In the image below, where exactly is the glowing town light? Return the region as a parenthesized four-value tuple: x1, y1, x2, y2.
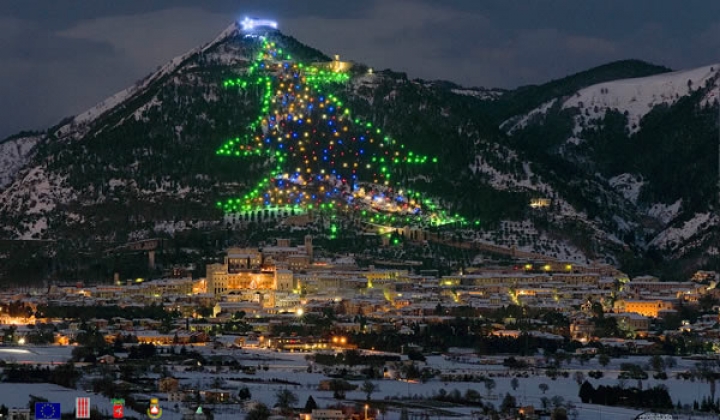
(240, 17, 278, 31)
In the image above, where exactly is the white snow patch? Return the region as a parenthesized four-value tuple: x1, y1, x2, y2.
(647, 199, 682, 225)
(502, 98, 557, 133)
(650, 212, 717, 249)
(74, 87, 136, 124)
(505, 63, 719, 138)
(564, 63, 719, 134)
(132, 96, 161, 121)
(608, 173, 644, 204)
(0, 166, 75, 238)
(0, 136, 41, 189)
(451, 88, 504, 100)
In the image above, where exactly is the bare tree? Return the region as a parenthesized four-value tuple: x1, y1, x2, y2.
(484, 378, 496, 396)
(573, 371, 585, 386)
(274, 389, 298, 414)
(693, 360, 720, 402)
(361, 380, 378, 401)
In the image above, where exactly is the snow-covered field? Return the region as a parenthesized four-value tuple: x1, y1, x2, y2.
(0, 346, 715, 419)
(0, 383, 145, 418)
(0, 345, 74, 364)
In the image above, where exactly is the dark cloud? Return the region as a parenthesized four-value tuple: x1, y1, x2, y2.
(0, 1, 378, 30)
(0, 1, 719, 139)
(0, 18, 115, 62)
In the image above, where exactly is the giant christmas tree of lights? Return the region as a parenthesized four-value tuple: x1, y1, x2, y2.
(216, 36, 462, 227)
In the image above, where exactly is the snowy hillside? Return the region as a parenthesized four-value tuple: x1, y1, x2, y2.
(57, 22, 242, 136)
(451, 87, 505, 101)
(506, 63, 719, 136)
(564, 63, 719, 134)
(0, 136, 41, 190)
(650, 212, 718, 253)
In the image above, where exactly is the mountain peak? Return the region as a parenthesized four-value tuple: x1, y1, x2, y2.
(206, 18, 281, 49)
(204, 21, 242, 51)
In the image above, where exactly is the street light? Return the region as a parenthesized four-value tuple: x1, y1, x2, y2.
(364, 404, 369, 420)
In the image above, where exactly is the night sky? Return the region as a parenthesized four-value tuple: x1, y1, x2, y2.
(1, 0, 719, 139)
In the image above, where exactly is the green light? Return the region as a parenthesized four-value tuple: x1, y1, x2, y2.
(213, 38, 450, 228)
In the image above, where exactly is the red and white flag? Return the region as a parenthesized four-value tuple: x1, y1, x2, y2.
(76, 397, 90, 419)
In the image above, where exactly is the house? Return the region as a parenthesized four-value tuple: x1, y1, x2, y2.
(8, 408, 30, 420)
(304, 409, 345, 420)
(98, 354, 116, 364)
(159, 377, 180, 392)
(201, 389, 233, 403)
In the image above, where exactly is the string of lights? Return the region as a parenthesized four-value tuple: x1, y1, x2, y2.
(215, 38, 465, 228)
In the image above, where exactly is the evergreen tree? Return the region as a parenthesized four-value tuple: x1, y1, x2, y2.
(579, 381, 595, 404)
(238, 387, 252, 401)
(304, 396, 318, 412)
(500, 393, 517, 414)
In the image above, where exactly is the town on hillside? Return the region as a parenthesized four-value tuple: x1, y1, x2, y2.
(2, 236, 720, 420)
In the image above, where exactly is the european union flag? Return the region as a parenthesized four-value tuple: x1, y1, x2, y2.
(35, 402, 61, 420)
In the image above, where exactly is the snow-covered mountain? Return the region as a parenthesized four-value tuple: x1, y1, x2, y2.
(503, 61, 720, 262)
(0, 135, 42, 189)
(505, 63, 719, 135)
(0, 21, 718, 282)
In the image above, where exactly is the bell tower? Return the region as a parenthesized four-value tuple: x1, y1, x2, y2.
(304, 235, 313, 261)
